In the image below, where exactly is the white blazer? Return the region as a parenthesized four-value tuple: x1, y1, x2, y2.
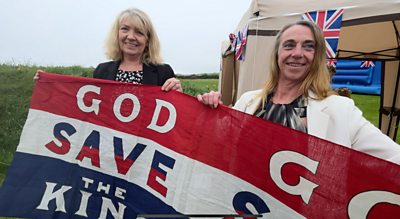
(233, 89, 400, 164)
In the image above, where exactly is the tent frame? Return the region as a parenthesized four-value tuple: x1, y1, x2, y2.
(335, 49, 400, 140)
(335, 20, 400, 140)
(335, 19, 400, 141)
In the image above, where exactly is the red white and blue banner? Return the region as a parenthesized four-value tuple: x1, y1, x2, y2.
(1, 73, 400, 218)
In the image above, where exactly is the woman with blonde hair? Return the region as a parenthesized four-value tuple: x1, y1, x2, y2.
(93, 8, 182, 92)
(198, 20, 400, 164)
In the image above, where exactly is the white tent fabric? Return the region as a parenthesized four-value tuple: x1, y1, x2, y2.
(219, 0, 400, 140)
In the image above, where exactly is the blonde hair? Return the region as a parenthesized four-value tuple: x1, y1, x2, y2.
(259, 20, 333, 105)
(105, 8, 163, 65)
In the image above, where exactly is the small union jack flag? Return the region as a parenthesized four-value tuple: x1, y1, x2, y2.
(235, 23, 249, 61)
(360, 61, 375, 68)
(302, 9, 344, 66)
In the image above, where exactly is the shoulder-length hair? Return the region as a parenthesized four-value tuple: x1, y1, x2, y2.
(259, 20, 333, 104)
(105, 8, 163, 65)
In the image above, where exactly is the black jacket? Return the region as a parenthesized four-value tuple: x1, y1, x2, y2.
(93, 60, 175, 86)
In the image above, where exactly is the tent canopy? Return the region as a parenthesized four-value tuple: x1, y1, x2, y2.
(219, 0, 400, 139)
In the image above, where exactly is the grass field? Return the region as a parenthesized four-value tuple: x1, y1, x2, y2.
(0, 64, 398, 187)
(351, 93, 380, 126)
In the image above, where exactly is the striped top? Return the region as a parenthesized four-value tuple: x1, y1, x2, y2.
(256, 93, 308, 133)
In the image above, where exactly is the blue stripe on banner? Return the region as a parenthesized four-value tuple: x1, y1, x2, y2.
(0, 152, 185, 219)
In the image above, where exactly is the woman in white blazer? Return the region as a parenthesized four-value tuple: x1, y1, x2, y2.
(198, 20, 400, 164)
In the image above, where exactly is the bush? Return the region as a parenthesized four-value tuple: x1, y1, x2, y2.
(177, 73, 219, 79)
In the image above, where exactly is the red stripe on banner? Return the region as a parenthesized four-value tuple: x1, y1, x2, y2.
(30, 73, 400, 218)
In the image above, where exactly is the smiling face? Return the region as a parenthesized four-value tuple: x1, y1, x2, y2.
(277, 25, 316, 84)
(118, 17, 148, 60)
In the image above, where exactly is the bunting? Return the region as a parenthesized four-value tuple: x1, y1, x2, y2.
(303, 9, 344, 67)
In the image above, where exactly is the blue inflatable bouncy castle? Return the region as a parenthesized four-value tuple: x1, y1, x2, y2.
(331, 60, 381, 95)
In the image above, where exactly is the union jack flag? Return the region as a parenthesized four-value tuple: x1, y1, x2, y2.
(360, 60, 375, 68)
(235, 23, 249, 61)
(302, 9, 344, 67)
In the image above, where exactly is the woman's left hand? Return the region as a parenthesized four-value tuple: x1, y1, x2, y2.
(161, 78, 183, 92)
(33, 70, 44, 80)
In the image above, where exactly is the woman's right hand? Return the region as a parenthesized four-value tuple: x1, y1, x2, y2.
(197, 91, 223, 109)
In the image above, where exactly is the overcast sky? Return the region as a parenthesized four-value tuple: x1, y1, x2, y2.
(0, 0, 251, 74)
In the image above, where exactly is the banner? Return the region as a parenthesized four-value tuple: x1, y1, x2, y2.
(0, 72, 399, 218)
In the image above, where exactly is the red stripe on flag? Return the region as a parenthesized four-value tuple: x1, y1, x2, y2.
(317, 11, 326, 29)
(323, 30, 340, 38)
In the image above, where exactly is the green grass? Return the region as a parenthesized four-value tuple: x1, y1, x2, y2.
(181, 78, 218, 96)
(0, 64, 398, 189)
(0, 64, 95, 187)
(351, 94, 380, 126)
(0, 66, 33, 165)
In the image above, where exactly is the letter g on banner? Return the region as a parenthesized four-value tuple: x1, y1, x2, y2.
(77, 85, 101, 115)
(270, 150, 319, 204)
(348, 191, 400, 218)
